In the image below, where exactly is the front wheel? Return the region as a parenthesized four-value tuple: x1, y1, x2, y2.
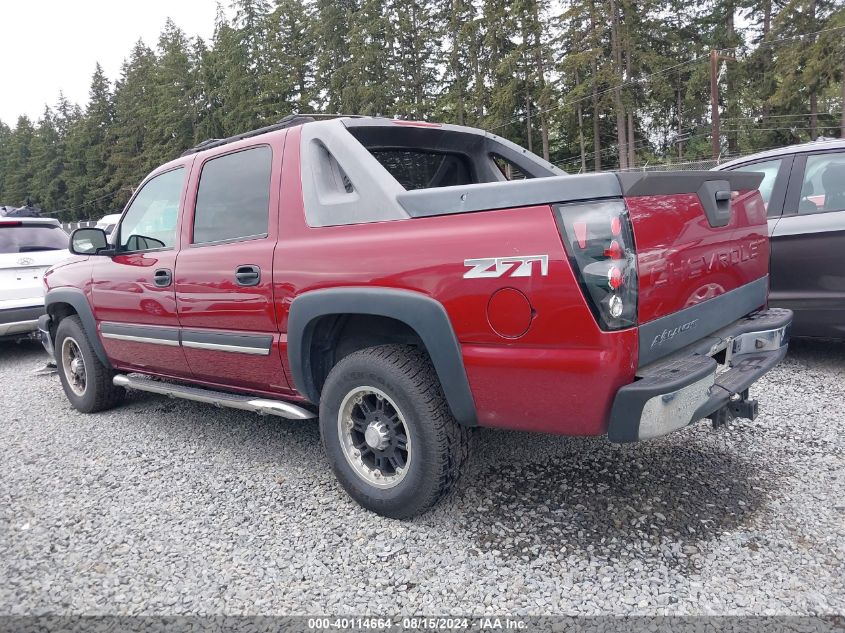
(55, 316, 124, 413)
(319, 345, 470, 519)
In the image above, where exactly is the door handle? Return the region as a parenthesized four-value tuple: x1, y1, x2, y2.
(235, 265, 261, 287)
(153, 268, 172, 288)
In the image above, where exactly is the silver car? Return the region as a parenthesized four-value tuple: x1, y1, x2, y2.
(0, 217, 70, 340)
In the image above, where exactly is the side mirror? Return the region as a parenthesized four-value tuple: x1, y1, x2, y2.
(70, 227, 111, 256)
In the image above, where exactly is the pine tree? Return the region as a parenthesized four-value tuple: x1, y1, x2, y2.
(219, 0, 272, 131)
(148, 19, 197, 165)
(500, 2, 553, 150)
(29, 106, 67, 211)
(195, 7, 233, 140)
(0, 121, 11, 203)
(313, 0, 358, 112)
(557, 0, 613, 170)
(109, 40, 158, 209)
(65, 64, 117, 218)
(346, 0, 397, 115)
(438, 0, 479, 125)
(481, 0, 521, 136)
(1, 116, 36, 206)
(264, 0, 316, 116)
(391, 0, 439, 119)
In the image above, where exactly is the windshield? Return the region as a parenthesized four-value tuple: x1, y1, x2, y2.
(0, 224, 69, 254)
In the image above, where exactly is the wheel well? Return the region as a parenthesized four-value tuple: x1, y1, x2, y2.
(46, 302, 78, 339)
(307, 314, 426, 397)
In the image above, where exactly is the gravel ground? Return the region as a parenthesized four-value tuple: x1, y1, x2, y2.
(0, 338, 843, 616)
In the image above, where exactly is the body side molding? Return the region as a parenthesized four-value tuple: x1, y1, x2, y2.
(99, 323, 273, 355)
(181, 330, 273, 355)
(287, 287, 478, 426)
(100, 322, 181, 346)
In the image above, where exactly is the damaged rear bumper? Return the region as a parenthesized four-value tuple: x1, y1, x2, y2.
(608, 308, 792, 443)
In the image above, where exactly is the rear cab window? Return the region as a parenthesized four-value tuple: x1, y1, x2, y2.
(0, 223, 68, 253)
(368, 150, 474, 190)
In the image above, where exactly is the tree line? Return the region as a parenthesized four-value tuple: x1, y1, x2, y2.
(0, 0, 843, 220)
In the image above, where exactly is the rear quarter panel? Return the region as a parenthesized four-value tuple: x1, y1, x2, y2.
(275, 127, 637, 435)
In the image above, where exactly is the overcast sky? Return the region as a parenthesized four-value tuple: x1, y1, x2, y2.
(0, 0, 224, 126)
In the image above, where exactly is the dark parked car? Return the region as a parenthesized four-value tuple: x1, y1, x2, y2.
(716, 139, 845, 338)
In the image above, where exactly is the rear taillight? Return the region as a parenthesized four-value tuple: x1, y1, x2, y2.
(554, 200, 638, 331)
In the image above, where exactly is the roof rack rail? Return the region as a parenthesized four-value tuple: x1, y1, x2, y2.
(180, 113, 369, 157)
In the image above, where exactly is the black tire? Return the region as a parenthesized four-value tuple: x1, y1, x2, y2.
(319, 344, 470, 519)
(55, 315, 124, 413)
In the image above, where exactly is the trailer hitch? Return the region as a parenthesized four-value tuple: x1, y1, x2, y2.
(709, 389, 759, 428)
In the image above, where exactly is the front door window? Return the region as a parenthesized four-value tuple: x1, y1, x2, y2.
(118, 168, 184, 252)
(797, 153, 845, 214)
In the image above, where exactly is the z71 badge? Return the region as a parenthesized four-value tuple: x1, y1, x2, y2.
(463, 255, 549, 279)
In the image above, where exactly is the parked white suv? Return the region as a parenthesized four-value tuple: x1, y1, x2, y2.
(95, 213, 122, 236)
(0, 218, 70, 340)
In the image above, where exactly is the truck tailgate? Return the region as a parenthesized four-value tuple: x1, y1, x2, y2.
(618, 170, 768, 365)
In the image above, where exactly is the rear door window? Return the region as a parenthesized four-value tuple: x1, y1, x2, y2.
(192, 146, 272, 245)
(726, 158, 783, 215)
(0, 224, 68, 253)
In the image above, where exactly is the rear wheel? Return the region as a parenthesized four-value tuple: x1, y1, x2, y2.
(319, 345, 470, 519)
(55, 316, 123, 413)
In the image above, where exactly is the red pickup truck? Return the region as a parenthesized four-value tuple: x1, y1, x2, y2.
(40, 115, 791, 518)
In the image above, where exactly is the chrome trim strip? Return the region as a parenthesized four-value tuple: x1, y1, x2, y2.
(102, 332, 181, 347)
(100, 321, 273, 354)
(181, 340, 271, 355)
(100, 321, 181, 342)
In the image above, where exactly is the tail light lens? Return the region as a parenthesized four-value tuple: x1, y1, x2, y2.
(554, 200, 638, 330)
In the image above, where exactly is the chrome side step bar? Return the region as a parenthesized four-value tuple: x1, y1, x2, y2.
(113, 374, 316, 420)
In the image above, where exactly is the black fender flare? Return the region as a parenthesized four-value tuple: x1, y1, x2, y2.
(287, 287, 478, 427)
(44, 288, 112, 368)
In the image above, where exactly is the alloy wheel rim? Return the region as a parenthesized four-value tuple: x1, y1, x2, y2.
(61, 337, 87, 397)
(337, 386, 411, 489)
